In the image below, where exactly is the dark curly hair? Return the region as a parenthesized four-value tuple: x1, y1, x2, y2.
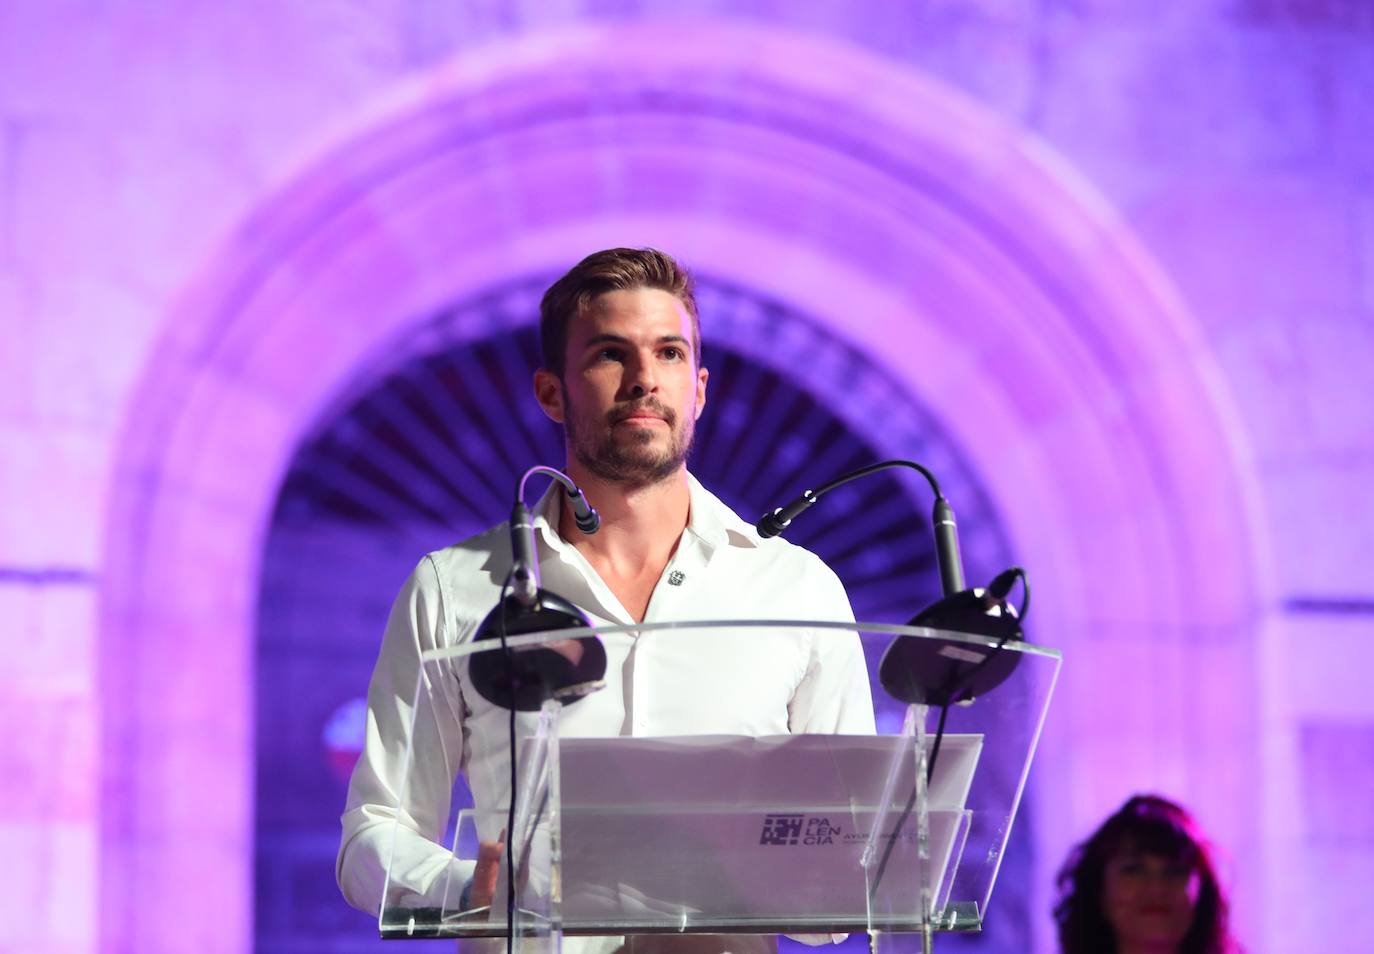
(1054, 794, 1238, 954)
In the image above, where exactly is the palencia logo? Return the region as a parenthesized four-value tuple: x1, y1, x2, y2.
(759, 814, 843, 846)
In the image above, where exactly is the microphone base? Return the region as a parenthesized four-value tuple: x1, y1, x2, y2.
(879, 589, 1023, 707)
(470, 590, 607, 711)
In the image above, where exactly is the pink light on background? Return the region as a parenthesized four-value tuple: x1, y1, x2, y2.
(96, 22, 1264, 953)
(3, 6, 1371, 954)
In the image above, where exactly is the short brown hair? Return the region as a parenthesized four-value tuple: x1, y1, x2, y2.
(539, 247, 700, 376)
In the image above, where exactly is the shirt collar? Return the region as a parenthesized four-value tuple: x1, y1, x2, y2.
(682, 472, 761, 553)
(530, 471, 761, 555)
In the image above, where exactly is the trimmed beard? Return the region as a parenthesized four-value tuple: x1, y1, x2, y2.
(564, 394, 694, 487)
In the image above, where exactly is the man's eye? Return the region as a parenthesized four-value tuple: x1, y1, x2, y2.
(662, 347, 683, 360)
(595, 348, 624, 362)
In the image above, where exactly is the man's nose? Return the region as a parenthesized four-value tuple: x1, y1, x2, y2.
(624, 353, 657, 397)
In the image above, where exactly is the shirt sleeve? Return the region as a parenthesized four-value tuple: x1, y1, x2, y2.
(336, 556, 475, 915)
(786, 558, 877, 735)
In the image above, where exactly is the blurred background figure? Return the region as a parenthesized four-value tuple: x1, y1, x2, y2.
(1054, 795, 1240, 954)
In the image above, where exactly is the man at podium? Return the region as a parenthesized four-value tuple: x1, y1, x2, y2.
(336, 248, 876, 951)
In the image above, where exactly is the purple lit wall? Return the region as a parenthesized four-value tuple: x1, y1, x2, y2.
(3, 5, 1371, 954)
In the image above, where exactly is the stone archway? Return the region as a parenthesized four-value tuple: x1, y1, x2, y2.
(98, 22, 1267, 953)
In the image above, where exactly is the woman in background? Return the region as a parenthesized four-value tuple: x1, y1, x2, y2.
(1054, 794, 1240, 954)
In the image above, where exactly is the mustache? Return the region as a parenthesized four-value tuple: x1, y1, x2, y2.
(607, 398, 676, 426)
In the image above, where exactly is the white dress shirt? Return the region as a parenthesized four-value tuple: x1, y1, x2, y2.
(336, 473, 875, 944)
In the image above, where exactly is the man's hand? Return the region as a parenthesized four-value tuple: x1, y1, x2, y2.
(467, 832, 505, 910)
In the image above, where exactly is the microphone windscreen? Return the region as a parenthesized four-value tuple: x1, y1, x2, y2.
(565, 488, 600, 534)
(755, 510, 785, 538)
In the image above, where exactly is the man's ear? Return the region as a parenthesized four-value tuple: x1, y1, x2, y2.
(694, 365, 709, 421)
(533, 369, 566, 423)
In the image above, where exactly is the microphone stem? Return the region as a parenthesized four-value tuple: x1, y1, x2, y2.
(518, 465, 579, 501)
(807, 459, 944, 500)
(931, 497, 965, 596)
(509, 501, 539, 607)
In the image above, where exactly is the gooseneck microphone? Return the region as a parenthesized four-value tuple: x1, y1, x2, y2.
(756, 458, 1029, 706)
(757, 459, 967, 597)
(471, 466, 607, 712)
(507, 467, 600, 608)
(760, 458, 1032, 909)
(472, 467, 607, 954)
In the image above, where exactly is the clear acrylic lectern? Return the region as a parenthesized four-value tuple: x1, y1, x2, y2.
(375, 621, 1059, 952)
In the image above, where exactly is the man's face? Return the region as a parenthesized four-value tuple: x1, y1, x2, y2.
(535, 287, 708, 486)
